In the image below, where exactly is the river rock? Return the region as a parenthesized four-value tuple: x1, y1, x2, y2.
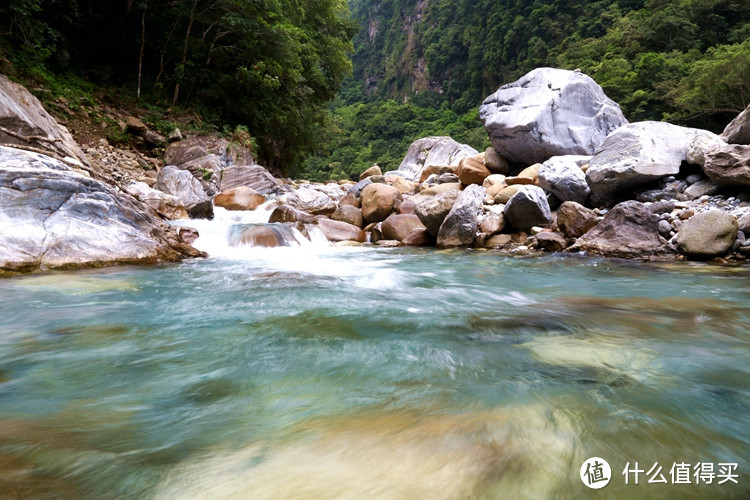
(155, 165, 213, 218)
(331, 205, 364, 228)
(414, 189, 462, 238)
(556, 201, 598, 238)
(220, 165, 283, 194)
(396, 136, 478, 181)
(534, 232, 567, 252)
(684, 179, 720, 199)
(361, 183, 402, 223)
(0, 146, 200, 272)
(537, 156, 590, 204)
(268, 204, 319, 224)
(504, 186, 552, 232)
(359, 165, 382, 180)
(214, 186, 266, 211)
(686, 131, 727, 166)
(568, 200, 673, 259)
(701, 144, 750, 187)
(485, 147, 509, 175)
(673, 209, 738, 258)
(317, 218, 367, 243)
(479, 68, 627, 165)
(382, 214, 428, 243)
(586, 122, 720, 206)
(348, 177, 373, 198)
(494, 184, 525, 204)
(437, 184, 485, 248)
(457, 155, 491, 186)
(0, 75, 90, 169)
(722, 104, 750, 145)
(124, 180, 188, 220)
(284, 185, 336, 215)
(479, 212, 506, 235)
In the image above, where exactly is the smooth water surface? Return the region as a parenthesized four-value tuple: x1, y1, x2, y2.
(0, 245, 748, 499)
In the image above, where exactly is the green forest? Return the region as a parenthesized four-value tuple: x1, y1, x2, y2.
(1, 0, 749, 180)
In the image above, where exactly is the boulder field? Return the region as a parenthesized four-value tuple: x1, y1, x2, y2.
(3, 66, 750, 272)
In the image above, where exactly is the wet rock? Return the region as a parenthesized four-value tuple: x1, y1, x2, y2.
(556, 201, 598, 238)
(155, 165, 213, 219)
(124, 180, 188, 220)
(402, 228, 433, 246)
(702, 144, 750, 187)
(437, 184, 485, 248)
(673, 209, 738, 258)
(479, 68, 627, 164)
(214, 186, 266, 211)
(537, 155, 590, 204)
(396, 136, 478, 181)
(414, 189, 462, 238)
(331, 205, 364, 228)
(568, 200, 673, 259)
(317, 218, 367, 243)
(268, 204, 319, 224)
(504, 186, 552, 232)
(722, 103, 750, 145)
(485, 234, 513, 248)
(382, 214, 428, 243)
(361, 183, 402, 224)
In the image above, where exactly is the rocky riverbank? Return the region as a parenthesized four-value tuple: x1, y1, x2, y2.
(2, 68, 750, 273)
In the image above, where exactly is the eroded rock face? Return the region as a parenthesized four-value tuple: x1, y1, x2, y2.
(504, 186, 552, 232)
(722, 104, 750, 145)
(0, 147, 200, 272)
(586, 122, 721, 206)
(396, 137, 478, 181)
(155, 165, 213, 219)
(673, 209, 738, 258)
(568, 200, 673, 259)
(0, 75, 90, 170)
(479, 68, 627, 165)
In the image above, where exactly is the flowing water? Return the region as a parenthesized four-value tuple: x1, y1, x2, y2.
(0, 211, 749, 499)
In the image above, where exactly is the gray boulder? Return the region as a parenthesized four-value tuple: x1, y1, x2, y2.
(722, 104, 750, 145)
(437, 184, 484, 248)
(504, 186, 552, 232)
(124, 181, 188, 220)
(537, 155, 591, 204)
(414, 189, 462, 238)
(586, 122, 720, 206)
(702, 144, 750, 187)
(396, 136, 478, 181)
(479, 68, 627, 165)
(0, 146, 200, 273)
(283, 185, 337, 216)
(568, 200, 673, 259)
(0, 75, 90, 170)
(673, 210, 738, 258)
(155, 165, 213, 218)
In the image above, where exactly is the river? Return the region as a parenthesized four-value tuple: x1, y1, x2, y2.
(0, 210, 748, 498)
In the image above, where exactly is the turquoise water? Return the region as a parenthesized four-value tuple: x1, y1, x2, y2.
(0, 245, 749, 498)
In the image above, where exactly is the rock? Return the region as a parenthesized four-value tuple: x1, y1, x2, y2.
(391, 176, 418, 194)
(658, 219, 672, 238)
(143, 130, 166, 146)
(479, 212, 506, 235)
(168, 128, 183, 142)
(534, 232, 567, 252)
(311, 182, 347, 202)
(214, 186, 266, 211)
(268, 204, 319, 224)
(124, 181, 188, 220)
(331, 205, 364, 228)
(348, 177, 373, 198)
(284, 186, 336, 216)
(586, 122, 721, 206)
(125, 115, 148, 133)
(485, 234, 513, 248)
(722, 104, 750, 144)
(359, 165, 382, 180)
(505, 176, 534, 186)
(416, 182, 463, 197)
(684, 179, 720, 199)
(479, 68, 627, 164)
(381, 214, 428, 242)
(537, 156, 590, 204)
(414, 189, 462, 238)
(438, 173, 460, 184)
(556, 201, 599, 238)
(397, 199, 417, 215)
(702, 144, 750, 187)
(437, 184, 485, 248)
(673, 209, 738, 258)
(338, 193, 360, 208)
(484, 147, 509, 174)
(396, 136, 478, 181)
(737, 213, 750, 234)
(0, 75, 89, 169)
(484, 175, 508, 197)
(155, 165, 213, 219)
(402, 228, 433, 246)
(494, 184, 525, 204)
(568, 200, 673, 259)
(457, 155, 491, 186)
(517, 164, 542, 183)
(178, 227, 199, 245)
(317, 218, 367, 243)
(166, 136, 255, 171)
(504, 186, 552, 232)
(0, 147, 201, 272)
(360, 183, 402, 223)
(220, 165, 283, 194)
(686, 131, 726, 166)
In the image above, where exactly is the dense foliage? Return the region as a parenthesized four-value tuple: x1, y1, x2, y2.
(300, 0, 749, 181)
(0, 0, 356, 173)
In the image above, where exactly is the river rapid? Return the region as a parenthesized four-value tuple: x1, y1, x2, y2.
(0, 209, 748, 499)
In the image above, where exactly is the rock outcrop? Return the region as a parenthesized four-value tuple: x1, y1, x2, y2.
(396, 137, 478, 181)
(479, 68, 627, 165)
(0, 146, 201, 273)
